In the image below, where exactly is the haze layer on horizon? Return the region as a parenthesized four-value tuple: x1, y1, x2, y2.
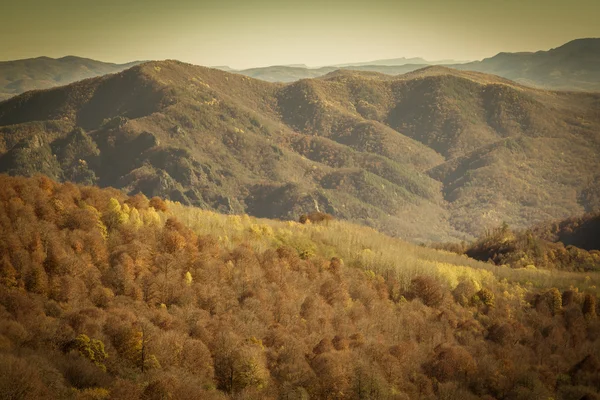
(2, 0, 599, 69)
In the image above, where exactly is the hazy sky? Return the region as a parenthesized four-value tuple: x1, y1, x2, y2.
(1, 0, 599, 69)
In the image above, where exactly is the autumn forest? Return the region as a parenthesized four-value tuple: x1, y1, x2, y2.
(0, 175, 598, 399)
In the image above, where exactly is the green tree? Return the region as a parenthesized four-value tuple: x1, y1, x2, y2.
(74, 334, 108, 371)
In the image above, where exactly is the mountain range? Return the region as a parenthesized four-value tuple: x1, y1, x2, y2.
(1, 60, 599, 242)
(229, 38, 600, 90)
(216, 58, 465, 83)
(0, 38, 598, 102)
(331, 57, 466, 67)
(223, 64, 431, 83)
(451, 38, 600, 91)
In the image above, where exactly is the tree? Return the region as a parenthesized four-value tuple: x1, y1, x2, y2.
(108, 319, 159, 372)
(310, 352, 352, 399)
(149, 197, 168, 212)
(184, 271, 193, 286)
(103, 198, 128, 231)
(299, 211, 334, 225)
(24, 264, 48, 295)
(0, 355, 49, 399)
(0, 255, 18, 288)
(583, 294, 597, 319)
(409, 276, 445, 307)
(425, 345, 477, 382)
(475, 288, 495, 308)
(213, 332, 269, 394)
(129, 208, 143, 230)
(74, 334, 108, 371)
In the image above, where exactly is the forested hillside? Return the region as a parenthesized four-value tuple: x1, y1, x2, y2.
(0, 175, 599, 399)
(434, 217, 600, 273)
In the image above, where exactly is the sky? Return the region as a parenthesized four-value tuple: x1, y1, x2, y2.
(1, 0, 599, 69)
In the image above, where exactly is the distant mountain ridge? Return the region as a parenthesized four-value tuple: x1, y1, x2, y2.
(451, 38, 600, 91)
(1, 61, 599, 242)
(1, 38, 597, 101)
(0, 56, 142, 101)
(331, 56, 466, 67)
(226, 38, 600, 90)
(225, 64, 430, 83)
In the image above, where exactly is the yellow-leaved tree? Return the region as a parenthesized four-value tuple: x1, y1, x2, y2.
(103, 198, 128, 230)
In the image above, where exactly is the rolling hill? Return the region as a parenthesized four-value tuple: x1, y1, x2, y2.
(0, 61, 599, 242)
(0, 56, 142, 101)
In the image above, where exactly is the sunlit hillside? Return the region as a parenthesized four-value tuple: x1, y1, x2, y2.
(169, 202, 600, 293)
